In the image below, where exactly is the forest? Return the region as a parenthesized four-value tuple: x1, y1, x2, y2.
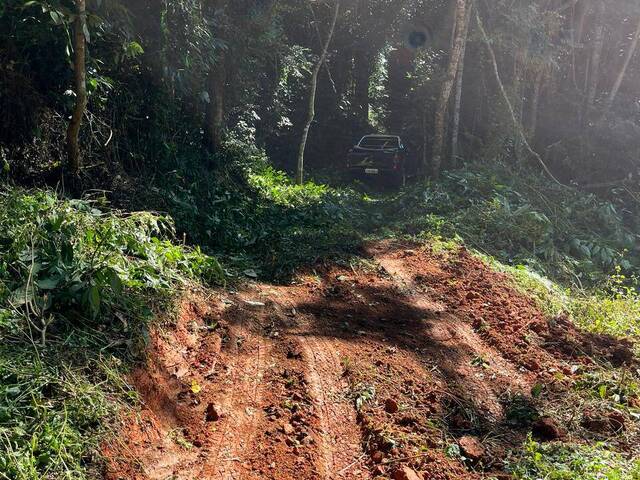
(0, 0, 639, 479)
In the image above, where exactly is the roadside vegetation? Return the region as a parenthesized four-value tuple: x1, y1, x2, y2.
(0, 189, 222, 479)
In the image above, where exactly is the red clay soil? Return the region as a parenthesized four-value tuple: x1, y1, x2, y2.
(104, 240, 637, 480)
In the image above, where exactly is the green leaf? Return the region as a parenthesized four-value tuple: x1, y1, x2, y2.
(61, 241, 74, 265)
(531, 383, 544, 398)
(82, 23, 91, 43)
(49, 10, 62, 25)
(108, 270, 123, 295)
(599, 385, 607, 399)
(37, 276, 60, 290)
(84, 285, 101, 318)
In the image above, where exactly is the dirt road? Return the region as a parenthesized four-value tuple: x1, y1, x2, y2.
(104, 241, 638, 480)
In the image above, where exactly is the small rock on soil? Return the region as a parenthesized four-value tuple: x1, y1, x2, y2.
(532, 416, 564, 441)
(393, 466, 423, 480)
(458, 435, 485, 462)
(371, 450, 384, 464)
(205, 403, 221, 422)
(385, 398, 399, 414)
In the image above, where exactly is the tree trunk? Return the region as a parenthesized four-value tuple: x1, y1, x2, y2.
(204, 0, 228, 156)
(528, 68, 545, 141)
(583, 0, 605, 125)
(604, 17, 640, 114)
(451, 1, 473, 168)
(66, 0, 88, 175)
(353, 48, 372, 129)
(387, 48, 413, 134)
(296, 0, 340, 185)
(574, 0, 589, 45)
(205, 51, 227, 155)
(430, 0, 467, 178)
(476, 9, 562, 186)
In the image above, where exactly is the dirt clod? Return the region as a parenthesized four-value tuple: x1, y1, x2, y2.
(458, 435, 485, 462)
(205, 403, 221, 422)
(393, 465, 423, 480)
(385, 398, 399, 414)
(371, 450, 384, 464)
(610, 345, 634, 367)
(581, 412, 611, 433)
(532, 416, 563, 441)
(282, 423, 295, 435)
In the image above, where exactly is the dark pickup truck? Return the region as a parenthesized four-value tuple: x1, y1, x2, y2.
(346, 135, 407, 186)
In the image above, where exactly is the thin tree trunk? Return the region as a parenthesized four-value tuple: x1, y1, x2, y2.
(451, 1, 473, 168)
(476, 10, 562, 186)
(430, 0, 467, 178)
(574, 0, 589, 44)
(66, 0, 88, 175)
(204, 0, 227, 156)
(528, 68, 545, 140)
(353, 48, 372, 128)
(583, 0, 605, 124)
(205, 51, 226, 155)
(570, 1, 590, 91)
(297, 0, 340, 185)
(604, 17, 640, 113)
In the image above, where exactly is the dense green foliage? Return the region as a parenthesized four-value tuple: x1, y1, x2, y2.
(133, 152, 639, 286)
(135, 144, 367, 279)
(386, 164, 639, 286)
(0, 188, 222, 479)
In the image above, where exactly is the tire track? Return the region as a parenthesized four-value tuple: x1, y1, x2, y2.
(299, 334, 371, 480)
(198, 312, 269, 479)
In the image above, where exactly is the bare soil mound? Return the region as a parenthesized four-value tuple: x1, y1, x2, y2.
(104, 240, 637, 480)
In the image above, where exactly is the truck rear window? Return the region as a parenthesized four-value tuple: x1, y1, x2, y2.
(359, 137, 399, 149)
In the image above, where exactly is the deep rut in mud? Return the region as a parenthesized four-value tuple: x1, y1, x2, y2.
(105, 241, 639, 480)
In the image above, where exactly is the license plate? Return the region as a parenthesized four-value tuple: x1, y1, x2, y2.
(365, 168, 379, 175)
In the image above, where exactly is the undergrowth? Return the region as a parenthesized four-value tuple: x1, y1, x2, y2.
(128, 142, 368, 280)
(509, 437, 640, 480)
(386, 163, 639, 287)
(0, 188, 223, 479)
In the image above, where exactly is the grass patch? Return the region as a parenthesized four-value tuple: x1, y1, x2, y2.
(0, 349, 116, 479)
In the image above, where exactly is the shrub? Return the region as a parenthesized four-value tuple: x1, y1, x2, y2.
(0, 187, 223, 479)
(509, 437, 640, 480)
